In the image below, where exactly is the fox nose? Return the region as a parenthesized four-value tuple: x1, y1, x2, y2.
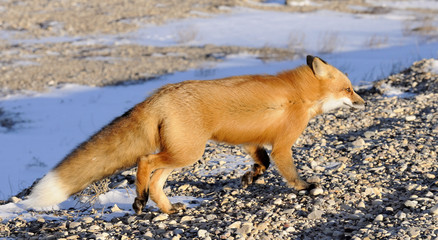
(356, 101, 367, 107)
(353, 101, 367, 108)
(352, 100, 366, 110)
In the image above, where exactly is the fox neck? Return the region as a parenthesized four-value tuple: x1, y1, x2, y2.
(277, 66, 328, 118)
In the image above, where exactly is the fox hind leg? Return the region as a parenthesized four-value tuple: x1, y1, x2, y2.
(241, 145, 271, 188)
(149, 168, 186, 214)
(133, 143, 206, 213)
(133, 155, 156, 214)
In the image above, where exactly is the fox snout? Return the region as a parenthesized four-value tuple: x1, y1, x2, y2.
(351, 92, 366, 110)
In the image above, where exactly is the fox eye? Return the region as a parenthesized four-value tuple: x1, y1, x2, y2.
(345, 87, 351, 92)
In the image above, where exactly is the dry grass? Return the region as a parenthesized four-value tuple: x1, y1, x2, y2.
(363, 34, 388, 48)
(75, 178, 110, 206)
(287, 32, 306, 57)
(0, 107, 19, 130)
(318, 31, 341, 54)
(403, 16, 438, 42)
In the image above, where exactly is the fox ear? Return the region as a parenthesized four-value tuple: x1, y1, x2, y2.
(306, 55, 328, 78)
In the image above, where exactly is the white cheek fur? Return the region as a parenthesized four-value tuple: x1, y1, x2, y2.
(322, 97, 352, 113)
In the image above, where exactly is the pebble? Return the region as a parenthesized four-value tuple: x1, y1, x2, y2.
(198, 229, 208, 238)
(351, 138, 366, 148)
(81, 216, 94, 224)
(408, 227, 420, 238)
(404, 200, 418, 208)
(395, 211, 407, 220)
(430, 204, 438, 215)
(180, 216, 194, 222)
(374, 214, 384, 222)
(153, 214, 169, 221)
(111, 204, 121, 212)
(308, 210, 324, 219)
(406, 115, 416, 121)
(229, 221, 241, 229)
(69, 222, 81, 229)
(236, 222, 253, 235)
(310, 188, 324, 196)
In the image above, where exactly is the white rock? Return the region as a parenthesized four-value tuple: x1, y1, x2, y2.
(96, 233, 109, 240)
(89, 225, 100, 231)
(308, 209, 324, 219)
(228, 221, 241, 229)
(81, 216, 94, 224)
(430, 204, 438, 215)
(69, 222, 81, 229)
(307, 176, 321, 183)
(180, 216, 194, 222)
(310, 188, 324, 196)
(404, 200, 418, 208)
(111, 204, 121, 212)
(352, 138, 366, 148)
(406, 115, 416, 121)
(408, 227, 420, 238)
(395, 211, 407, 220)
(198, 229, 208, 238)
(357, 201, 366, 208)
(374, 214, 383, 222)
(153, 213, 169, 221)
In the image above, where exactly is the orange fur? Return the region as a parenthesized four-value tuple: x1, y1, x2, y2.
(26, 56, 365, 214)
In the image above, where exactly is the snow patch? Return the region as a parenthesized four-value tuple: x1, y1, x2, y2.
(426, 59, 438, 74)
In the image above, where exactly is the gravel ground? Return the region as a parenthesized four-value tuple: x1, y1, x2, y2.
(1, 0, 438, 239)
(1, 59, 437, 239)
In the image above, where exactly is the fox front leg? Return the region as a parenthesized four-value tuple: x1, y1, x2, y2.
(270, 146, 317, 191)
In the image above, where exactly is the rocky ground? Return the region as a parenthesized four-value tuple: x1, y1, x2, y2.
(1, 59, 437, 239)
(1, 0, 438, 239)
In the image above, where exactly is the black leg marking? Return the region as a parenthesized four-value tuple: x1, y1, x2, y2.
(132, 190, 149, 214)
(241, 147, 271, 188)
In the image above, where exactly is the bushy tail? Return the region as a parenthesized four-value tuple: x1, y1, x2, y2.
(24, 103, 159, 209)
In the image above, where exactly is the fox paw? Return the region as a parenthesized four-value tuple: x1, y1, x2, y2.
(292, 179, 319, 192)
(132, 197, 147, 215)
(169, 202, 186, 213)
(241, 171, 254, 188)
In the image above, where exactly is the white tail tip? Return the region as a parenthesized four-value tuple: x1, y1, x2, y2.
(22, 171, 69, 210)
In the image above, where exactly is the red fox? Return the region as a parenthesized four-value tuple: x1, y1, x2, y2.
(23, 56, 365, 214)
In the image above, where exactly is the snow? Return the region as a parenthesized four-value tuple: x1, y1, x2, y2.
(0, 188, 203, 221)
(1, 4, 438, 221)
(122, 8, 416, 51)
(366, 0, 438, 10)
(427, 59, 438, 74)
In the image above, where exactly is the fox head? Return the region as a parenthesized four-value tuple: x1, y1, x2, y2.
(306, 55, 365, 113)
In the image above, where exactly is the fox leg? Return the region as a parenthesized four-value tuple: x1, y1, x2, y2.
(270, 145, 316, 191)
(133, 143, 206, 214)
(241, 145, 270, 188)
(133, 154, 157, 214)
(149, 168, 185, 214)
